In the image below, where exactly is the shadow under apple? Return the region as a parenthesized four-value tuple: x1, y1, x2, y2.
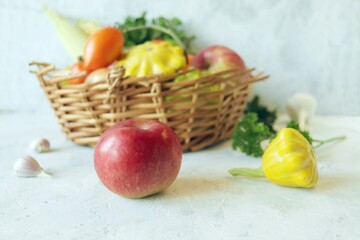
(145, 175, 241, 200)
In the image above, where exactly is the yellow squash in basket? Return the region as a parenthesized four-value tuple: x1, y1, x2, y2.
(117, 41, 186, 77)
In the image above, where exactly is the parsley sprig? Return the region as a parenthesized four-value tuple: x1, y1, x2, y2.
(232, 113, 273, 157)
(245, 96, 277, 133)
(115, 12, 195, 53)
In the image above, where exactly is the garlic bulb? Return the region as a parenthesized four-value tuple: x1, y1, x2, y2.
(286, 93, 317, 129)
(29, 138, 50, 153)
(14, 156, 48, 178)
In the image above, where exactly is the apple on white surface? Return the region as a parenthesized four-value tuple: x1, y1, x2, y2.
(94, 119, 182, 198)
(191, 45, 247, 74)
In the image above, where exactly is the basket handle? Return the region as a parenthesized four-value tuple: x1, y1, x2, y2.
(29, 61, 55, 75)
(30, 61, 90, 86)
(29, 61, 57, 87)
(104, 65, 127, 104)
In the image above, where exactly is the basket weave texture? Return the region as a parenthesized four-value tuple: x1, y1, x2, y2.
(30, 62, 267, 152)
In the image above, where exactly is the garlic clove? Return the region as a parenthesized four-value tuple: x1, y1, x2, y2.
(29, 138, 50, 153)
(14, 156, 47, 178)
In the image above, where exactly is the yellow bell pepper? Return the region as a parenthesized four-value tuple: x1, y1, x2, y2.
(229, 128, 319, 188)
(117, 41, 186, 77)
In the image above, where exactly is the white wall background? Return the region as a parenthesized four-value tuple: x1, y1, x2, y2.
(0, 0, 359, 115)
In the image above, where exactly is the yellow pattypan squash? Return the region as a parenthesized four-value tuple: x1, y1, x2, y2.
(262, 128, 318, 188)
(229, 128, 319, 189)
(117, 41, 186, 77)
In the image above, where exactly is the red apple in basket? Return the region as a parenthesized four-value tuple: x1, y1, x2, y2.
(191, 45, 247, 74)
(94, 119, 182, 198)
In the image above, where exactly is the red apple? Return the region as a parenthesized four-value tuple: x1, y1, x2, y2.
(94, 119, 182, 198)
(191, 45, 247, 74)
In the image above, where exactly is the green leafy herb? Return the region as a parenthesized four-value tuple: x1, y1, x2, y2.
(232, 112, 273, 157)
(245, 96, 277, 133)
(286, 120, 313, 144)
(115, 12, 195, 52)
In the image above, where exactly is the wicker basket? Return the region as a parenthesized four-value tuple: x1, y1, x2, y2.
(30, 61, 268, 152)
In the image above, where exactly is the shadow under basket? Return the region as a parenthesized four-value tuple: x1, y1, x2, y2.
(30, 61, 268, 152)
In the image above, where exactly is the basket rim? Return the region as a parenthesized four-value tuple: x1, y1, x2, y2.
(29, 61, 268, 90)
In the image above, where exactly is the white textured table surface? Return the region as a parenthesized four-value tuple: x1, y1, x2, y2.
(0, 113, 359, 240)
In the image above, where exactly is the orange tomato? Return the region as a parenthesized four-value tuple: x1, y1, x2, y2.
(83, 27, 124, 71)
(61, 61, 87, 85)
